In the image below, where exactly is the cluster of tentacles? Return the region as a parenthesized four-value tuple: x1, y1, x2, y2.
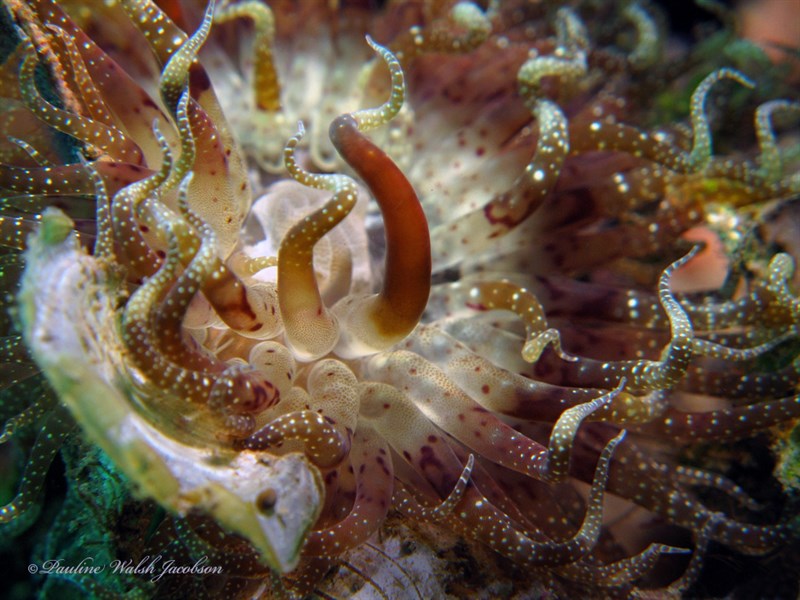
(1, 0, 799, 597)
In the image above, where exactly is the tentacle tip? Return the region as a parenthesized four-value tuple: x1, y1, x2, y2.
(364, 35, 390, 57)
(560, 348, 579, 362)
(521, 343, 543, 363)
(177, 171, 194, 208)
(738, 74, 756, 89)
(719, 67, 755, 89)
(465, 453, 475, 471)
(13, 24, 28, 42)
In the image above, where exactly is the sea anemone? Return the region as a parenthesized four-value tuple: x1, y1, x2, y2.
(1, 0, 799, 597)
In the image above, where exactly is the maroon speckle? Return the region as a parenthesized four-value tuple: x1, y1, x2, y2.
(419, 446, 443, 473)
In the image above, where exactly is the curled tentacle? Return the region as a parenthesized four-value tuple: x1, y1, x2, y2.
(639, 393, 800, 442)
(44, 24, 116, 128)
(16, 36, 143, 165)
(121, 173, 277, 438)
(158, 0, 215, 114)
(452, 279, 574, 362)
(428, 453, 476, 517)
(385, 2, 491, 68)
(430, 98, 569, 271)
(108, 121, 174, 279)
(558, 543, 690, 588)
(397, 431, 626, 567)
(0, 403, 74, 527)
(621, 2, 660, 70)
(532, 247, 792, 393)
(0, 380, 55, 444)
(654, 514, 722, 598)
(119, 0, 187, 66)
(214, 0, 281, 112)
(517, 9, 588, 104)
(671, 464, 763, 511)
(688, 69, 754, 170)
(303, 424, 393, 555)
(599, 439, 786, 554)
(330, 39, 430, 357)
(152, 92, 282, 340)
(118, 0, 250, 255)
(367, 349, 616, 484)
(278, 121, 354, 360)
(6, 137, 53, 167)
(237, 410, 351, 469)
(410, 324, 663, 425)
(755, 100, 800, 183)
